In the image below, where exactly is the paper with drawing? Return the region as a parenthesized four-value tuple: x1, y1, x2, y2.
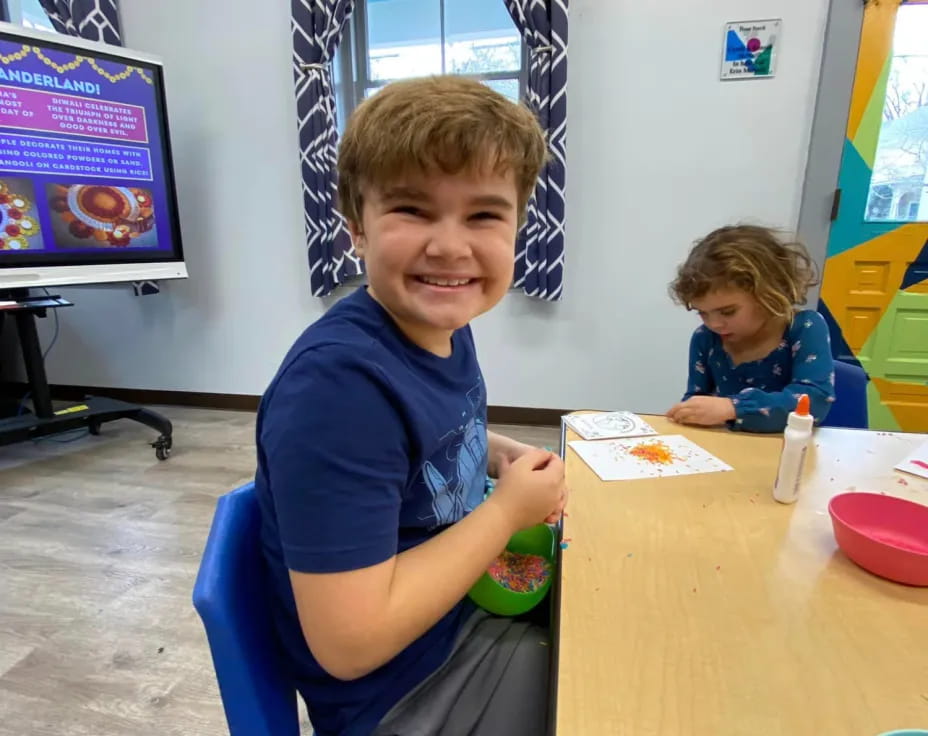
(569, 435, 733, 482)
(563, 411, 658, 441)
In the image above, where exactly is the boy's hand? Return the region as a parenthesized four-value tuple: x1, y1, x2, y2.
(667, 396, 736, 426)
(489, 449, 568, 532)
(487, 432, 535, 478)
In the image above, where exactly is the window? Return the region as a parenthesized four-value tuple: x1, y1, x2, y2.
(334, 0, 526, 127)
(865, 3, 928, 223)
(1, 0, 57, 32)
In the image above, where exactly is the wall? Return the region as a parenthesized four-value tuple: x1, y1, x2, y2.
(40, 0, 327, 395)
(36, 0, 829, 413)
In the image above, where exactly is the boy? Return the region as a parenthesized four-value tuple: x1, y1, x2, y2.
(255, 76, 567, 736)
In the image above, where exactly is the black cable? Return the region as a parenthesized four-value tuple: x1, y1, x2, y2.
(41, 288, 61, 361)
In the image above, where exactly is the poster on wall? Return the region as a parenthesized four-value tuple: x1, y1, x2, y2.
(720, 19, 781, 80)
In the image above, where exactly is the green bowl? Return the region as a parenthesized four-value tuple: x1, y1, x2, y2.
(468, 523, 556, 616)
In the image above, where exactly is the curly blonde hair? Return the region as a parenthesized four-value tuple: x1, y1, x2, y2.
(670, 225, 818, 319)
(337, 75, 547, 228)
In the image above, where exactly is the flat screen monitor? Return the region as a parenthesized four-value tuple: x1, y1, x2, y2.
(0, 22, 187, 290)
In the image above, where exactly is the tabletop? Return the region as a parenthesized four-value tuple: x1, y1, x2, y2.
(555, 415, 928, 736)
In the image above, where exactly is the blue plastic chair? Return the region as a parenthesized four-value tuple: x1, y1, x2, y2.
(193, 482, 301, 736)
(821, 360, 869, 429)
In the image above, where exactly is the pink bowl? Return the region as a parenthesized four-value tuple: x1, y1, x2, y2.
(828, 492, 928, 587)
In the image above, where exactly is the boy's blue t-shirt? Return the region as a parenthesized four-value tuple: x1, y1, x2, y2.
(254, 288, 486, 736)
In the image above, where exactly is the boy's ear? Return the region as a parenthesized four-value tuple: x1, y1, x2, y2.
(347, 219, 365, 258)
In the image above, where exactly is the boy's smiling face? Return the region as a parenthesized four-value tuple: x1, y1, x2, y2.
(349, 167, 519, 356)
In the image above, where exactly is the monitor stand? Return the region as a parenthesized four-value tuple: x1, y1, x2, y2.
(0, 288, 173, 460)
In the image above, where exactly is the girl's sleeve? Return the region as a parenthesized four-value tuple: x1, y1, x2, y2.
(683, 327, 715, 400)
(732, 312, 836, 433)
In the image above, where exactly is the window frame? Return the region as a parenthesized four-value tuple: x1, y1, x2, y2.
(334, 0, 528, 121)
(1, 0, 57, 32)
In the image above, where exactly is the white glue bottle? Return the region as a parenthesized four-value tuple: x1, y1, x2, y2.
(773, 394, 814, 504)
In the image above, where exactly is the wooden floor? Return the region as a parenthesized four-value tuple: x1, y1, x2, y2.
(0, 406, 559, 736)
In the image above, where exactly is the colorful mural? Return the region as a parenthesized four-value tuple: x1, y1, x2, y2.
(821, 0, 928, 432)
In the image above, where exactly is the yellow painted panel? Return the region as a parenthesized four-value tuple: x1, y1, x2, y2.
(846, 1, 899, 139)
(845, 307, 882, 353)
(851, 260, 892, 294)
(820, 226, 926, 347)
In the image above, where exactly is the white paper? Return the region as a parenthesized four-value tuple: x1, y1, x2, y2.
(563, 411, 658, 441)
(895, 441, 928, 480)
(569, 435, 733, 482)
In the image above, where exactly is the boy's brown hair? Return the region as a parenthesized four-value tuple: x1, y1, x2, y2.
(670, 225, 818, 319)
(337, 75, 546, 227)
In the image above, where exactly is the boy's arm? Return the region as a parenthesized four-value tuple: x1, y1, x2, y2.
(290, 449, 563, 681)
(291, 491, 511, 680)
(730, 313, 835, 433)
(265, 351, 565, 682)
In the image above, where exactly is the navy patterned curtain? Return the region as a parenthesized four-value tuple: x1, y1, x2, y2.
(291, 0, 361, 297)
(37, 0, 122, 46)
(38, 0, 160, 297)
(504, 0, 568, 301)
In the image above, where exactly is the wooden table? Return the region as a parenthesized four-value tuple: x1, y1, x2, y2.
(555, 416, 928, 736)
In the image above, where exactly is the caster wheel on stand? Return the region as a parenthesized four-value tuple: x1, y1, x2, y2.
(152, 435, 172, 461)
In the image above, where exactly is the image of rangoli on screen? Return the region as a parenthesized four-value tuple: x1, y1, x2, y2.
(0, 176, 44, 251)
(46, 182, 158, 248)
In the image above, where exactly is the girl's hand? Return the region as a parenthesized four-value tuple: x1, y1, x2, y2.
(667, 396, 736, 427)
